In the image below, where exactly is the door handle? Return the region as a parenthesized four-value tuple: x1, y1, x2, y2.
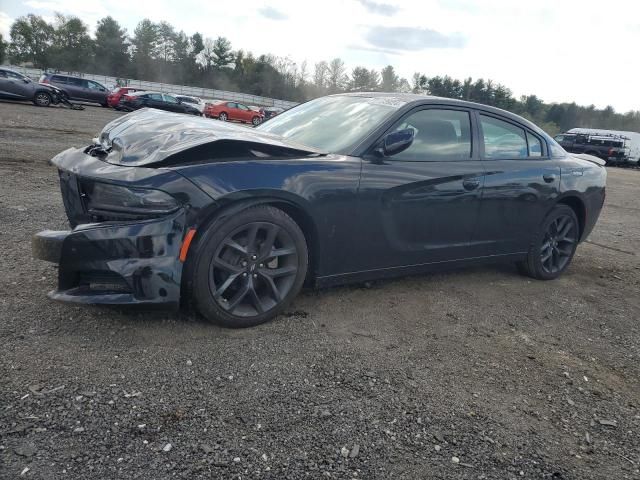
(543, 173, 557, 183)
(462, 178, 481, 191)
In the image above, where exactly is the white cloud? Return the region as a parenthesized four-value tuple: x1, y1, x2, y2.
(0, 12, 12, 38)
(2, 0, 640, 110)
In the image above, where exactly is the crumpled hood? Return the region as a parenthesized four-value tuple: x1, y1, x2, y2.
(97, 108, 324, 166)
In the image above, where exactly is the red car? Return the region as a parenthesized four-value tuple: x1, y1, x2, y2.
(204, 101, 264, 125)
(107, 87, 140, 109)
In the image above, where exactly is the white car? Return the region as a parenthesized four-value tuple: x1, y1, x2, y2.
(175, 95, 205, 114)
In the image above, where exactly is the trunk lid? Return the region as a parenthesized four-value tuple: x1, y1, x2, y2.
(572, 153, 606, 166)
(97, 108, 324, 167)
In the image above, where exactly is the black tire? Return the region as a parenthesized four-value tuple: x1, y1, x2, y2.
(252, 116, 261, 126)
(219, 112, 228, 121)
(33, 91, 52, 107)
(190, 205, 308, 328)
(517, 204, 579, 280)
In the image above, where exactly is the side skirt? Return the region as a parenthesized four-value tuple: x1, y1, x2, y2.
(314, 252, 527, 288)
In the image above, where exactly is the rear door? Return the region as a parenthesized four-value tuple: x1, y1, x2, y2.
(357, 106, 486, 270)
(474, 112, 560, 255)
(65, 77, 86, 100)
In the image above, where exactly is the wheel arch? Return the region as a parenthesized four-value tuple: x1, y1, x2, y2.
(556, 194, 586, 240)
(187, 194, 321, 285)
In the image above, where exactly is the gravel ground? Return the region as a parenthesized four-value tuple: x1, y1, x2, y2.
(1, 101, 639, 480)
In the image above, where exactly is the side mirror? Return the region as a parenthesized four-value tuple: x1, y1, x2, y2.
(381, 128, 415, 156)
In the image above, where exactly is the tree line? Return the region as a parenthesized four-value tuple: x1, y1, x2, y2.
(2, 13, 640, 135)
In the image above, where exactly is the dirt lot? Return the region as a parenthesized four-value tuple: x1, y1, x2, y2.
(1, 102, 639, 480)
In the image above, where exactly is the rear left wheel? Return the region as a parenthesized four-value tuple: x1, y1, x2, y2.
(517, 204, 579, 280)
(191, 206, 308, 328)
(219, 112, 228, 121)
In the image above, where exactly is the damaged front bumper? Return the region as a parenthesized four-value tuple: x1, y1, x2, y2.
(32, 146, 216, 307)
(33, 210, 187, 306)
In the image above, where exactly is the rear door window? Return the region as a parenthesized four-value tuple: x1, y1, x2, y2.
(51, 75, 68, 83)
(526, 132, 543, 157)
(480, 115, 528, 159)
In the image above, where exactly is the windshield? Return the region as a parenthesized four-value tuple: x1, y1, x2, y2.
(257, 95, 401, 153)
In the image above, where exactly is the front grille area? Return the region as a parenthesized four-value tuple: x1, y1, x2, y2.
(76, 271, 131, 294)
(58, 170, 91, 228)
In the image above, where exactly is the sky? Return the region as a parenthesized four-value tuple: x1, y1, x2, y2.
(1, 0, 639, 111)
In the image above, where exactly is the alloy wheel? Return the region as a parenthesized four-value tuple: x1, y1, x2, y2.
(252, 116, 260, 126)
(540, 214, 577, 274)
(208, 222, 299, 317)
(35, 93, 51, 107)
(219, 113, 227, 121)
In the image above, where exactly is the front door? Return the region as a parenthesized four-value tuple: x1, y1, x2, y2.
(474, 112, 560, 255)
(357, 107, 485, 272)
(162, 94, 182, 112)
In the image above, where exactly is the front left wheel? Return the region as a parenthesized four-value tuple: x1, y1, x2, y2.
(33, 92, 52, 107)
(190, 206, 309, 328)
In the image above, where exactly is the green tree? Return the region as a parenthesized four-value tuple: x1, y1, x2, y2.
(212, 36, 234, 68)
(131, 19, 158, 78)
(313, 60, 328, 91)
(94, 16, 129, 76)
(380, 65, 399, 92)
(327, 58, 347, 93)
(155, 21, 176, 62)
(350, 66, 379, 91)
(0, 33, 6, 64)
(8, 14, 54, 68)
(412, 72, 427, 93)
(50, 14, 93, 71)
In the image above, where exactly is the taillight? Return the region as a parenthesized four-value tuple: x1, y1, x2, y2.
(41, 78, 49, 84)
(608, 147, 614, 156)
(123, 95, 133, 102)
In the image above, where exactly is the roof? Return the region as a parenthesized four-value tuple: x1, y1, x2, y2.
(334, 92, 546, 137)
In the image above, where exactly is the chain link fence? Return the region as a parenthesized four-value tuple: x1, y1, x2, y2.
(6, 65, 298, 109)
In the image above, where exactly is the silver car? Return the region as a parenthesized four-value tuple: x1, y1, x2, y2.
(0, 68, 57, 107)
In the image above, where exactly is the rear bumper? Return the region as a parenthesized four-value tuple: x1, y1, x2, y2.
(33, 210, 187, 307)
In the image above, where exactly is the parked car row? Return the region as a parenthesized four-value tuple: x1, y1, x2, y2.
(2, 68, 289, 122)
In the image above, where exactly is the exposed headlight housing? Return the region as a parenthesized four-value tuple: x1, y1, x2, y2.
(79, 180, 180, 221)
